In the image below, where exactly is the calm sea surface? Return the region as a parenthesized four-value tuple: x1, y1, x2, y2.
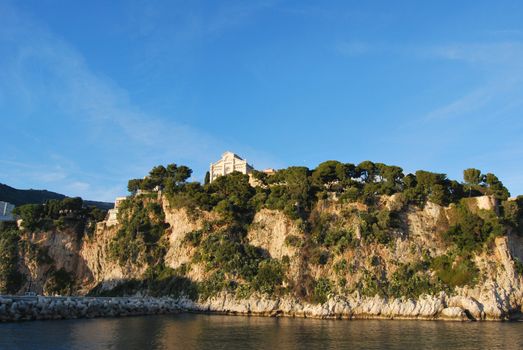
(1, 314, 523, 350)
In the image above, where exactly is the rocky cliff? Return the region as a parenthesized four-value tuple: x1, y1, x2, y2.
(7, 191, 523, 321)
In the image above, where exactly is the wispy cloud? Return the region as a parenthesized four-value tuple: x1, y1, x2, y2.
(336, 38, 523, 194)
(127, 0, 276, 39)
(336, 41, 372, 56)
(423, 85, 494, 121)
(420, 42, 523, 121)
(432, 42, 523, 63)
(336, 39, 523, 123)
(0, 2, 277, 201)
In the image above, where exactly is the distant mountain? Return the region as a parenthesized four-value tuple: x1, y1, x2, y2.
(0, 183, 114, 210)
(83, 200, 114, 211)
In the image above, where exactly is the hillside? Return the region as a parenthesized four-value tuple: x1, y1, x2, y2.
(1, 161, 522, 320)
(0, 183, 113, 210)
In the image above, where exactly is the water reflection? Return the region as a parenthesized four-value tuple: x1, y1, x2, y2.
(1, 314, 523, 349)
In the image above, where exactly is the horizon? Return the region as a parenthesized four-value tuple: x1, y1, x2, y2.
(1, 1, 522, 202)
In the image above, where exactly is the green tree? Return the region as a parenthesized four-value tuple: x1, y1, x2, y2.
(404, 174, 417, 188)
(140, 165, 167, 190)
(61, 197, 83, 212)
(463, 168, 483, 186)
(13, 204, 45, 231)
(357, 161, 377, 183)
(414, 170, 451, 206)
(0, 227, 25, 294)
(208, 172, 256, 224)
(503, 199, 522, 233)
(266, 167, 314, 219)
(127, 179, 143, 194)
(312, 160, 344, 187)
(166, 164, 178, 177)
(484, 173, 510, 200)
(174, 165, 192, 183)
(376, 163, 404, 194)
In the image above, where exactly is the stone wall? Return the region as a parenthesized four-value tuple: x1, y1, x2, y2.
(0, 296, 180, 322)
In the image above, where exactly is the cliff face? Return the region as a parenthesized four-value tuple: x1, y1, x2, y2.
(16, 228, 92, 295)
(79, 224, 149, 292)
(12, 194, 523, 320)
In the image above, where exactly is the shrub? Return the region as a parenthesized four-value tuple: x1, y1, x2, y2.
(0, 226, 25, 294)
(91, 265, 198, 299)
(333, 259, 347, 276)
(514, 257, 523, 276)
(325, 228, 353, 253)
(387, 262, 442, 298)
(309, 247, 329, 265)
(442, 203, 504, 252)
(311, 277, 332, 304)
(284, 235, 302, 248)
(503, 199, 523, 235)
(252, 260, 285, 295)
(183, 230, 203, 246)
(339, 187, 360, 203)
(44, 268, 74, 295)
(359, 211, 392, 244)
(431, 254, 478, 288)
(109, 198, 168, 266)
(146, 266, 198, 299)
(359, 270, 385, 297)
(198, 271, 227, 300)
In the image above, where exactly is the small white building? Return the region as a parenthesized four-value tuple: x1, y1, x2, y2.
(106, 197, 128, 226)
(209, 151, 254, 183)
(0, 201, 15, 222)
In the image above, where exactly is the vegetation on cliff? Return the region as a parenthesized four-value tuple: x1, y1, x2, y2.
(0, 198, 107, 295)
(2, 160, 522, 303)
(13, 197, 106, 236)
(0, 222, 25, 294)
(93, 161, 523, 302)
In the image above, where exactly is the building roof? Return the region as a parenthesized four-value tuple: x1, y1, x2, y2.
(222, 151, 244, 160)
(211, 151, 248, 166)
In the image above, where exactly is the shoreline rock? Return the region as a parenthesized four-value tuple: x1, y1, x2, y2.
(178, 291, 523, 322)
(2, 292, 522, 323)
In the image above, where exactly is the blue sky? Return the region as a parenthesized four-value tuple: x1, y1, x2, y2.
(1, 0, 522, 201)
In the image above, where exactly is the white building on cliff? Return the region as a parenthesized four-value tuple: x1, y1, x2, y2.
(209, 151, 254, 183)
(106, 197, 127, 226)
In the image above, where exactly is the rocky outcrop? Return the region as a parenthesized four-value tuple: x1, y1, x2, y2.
(79, 223, 147, 292)
(18, 229, 93, 295)
(247, 209, 303, 260)
(162, 203, 202, 270)
(177, 292, 473, 321)
(406, 201, 448, 253)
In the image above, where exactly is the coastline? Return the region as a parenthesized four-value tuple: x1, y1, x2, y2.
(2, 292, 521, 323)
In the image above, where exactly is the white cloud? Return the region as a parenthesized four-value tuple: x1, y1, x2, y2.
(423, 86, 494, 121)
